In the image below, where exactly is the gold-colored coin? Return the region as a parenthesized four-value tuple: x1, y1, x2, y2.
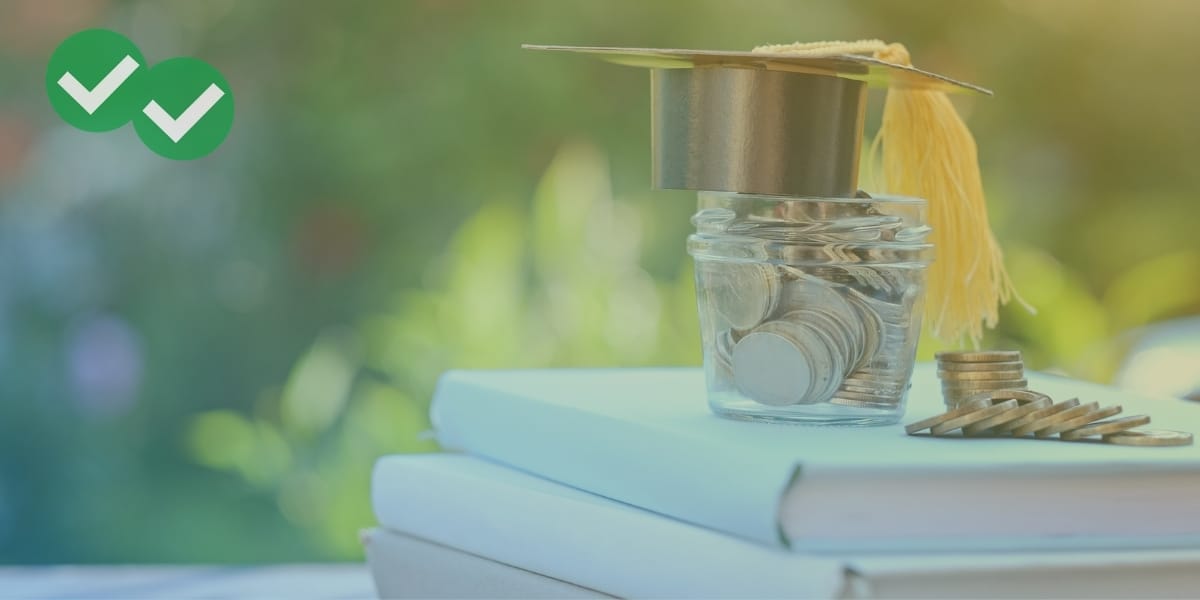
(942, 379, 1028, 392)
(1011, 401, 1098, 436)
(930, 399, 1020, 436)
(995, 398, 1079, 434)
(1102, 429, 1193, 447)
(937, 361, 1023, 372)
(1037, 405, 1122, 438)
(963, 397, 1051, 436)
(935, 350, 1022, 363)
(938, 369, 1026, 381)
(1061, 415, 1151, 441)
(963, 389, 1052, 405)
(904, 397, 994, 435)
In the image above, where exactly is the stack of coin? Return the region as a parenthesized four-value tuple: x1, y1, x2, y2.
(905, 388, 1193, 446)
(936, 350, 1027, 408)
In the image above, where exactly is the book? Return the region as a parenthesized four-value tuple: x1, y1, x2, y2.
(370, 454, 1200, 598)
(363, 528, 606, 598)
(371, 454, 847, 598)
(430, 363, 1200, 552)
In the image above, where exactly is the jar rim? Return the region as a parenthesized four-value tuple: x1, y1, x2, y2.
(699, 190, 926, 206)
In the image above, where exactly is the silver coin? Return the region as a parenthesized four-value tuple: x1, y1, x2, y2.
(712, 329, 736, 379)
(834, 388, 901, 404)
(778, 269, 846, 312)
(731, 328, 814, 406)
(786, 321, 842, 403)
(846, 294, 885, 369)
(781, 308, 860, 369)
(698, 262, 779, 331)
(830, 396, 899, 409)
(735, 319, 841, 405)
(840, 380, 908, 395)
(847, 288, 906, 326)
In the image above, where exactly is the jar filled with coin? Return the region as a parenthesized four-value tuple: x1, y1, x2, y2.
(522, 42, 1002, 424)
(688, 192, 933, 424)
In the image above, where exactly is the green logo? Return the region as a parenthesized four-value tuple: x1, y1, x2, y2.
(46, 29, 149, 132)
(132, 58, 234, 160)
(46, 29, 234, 160)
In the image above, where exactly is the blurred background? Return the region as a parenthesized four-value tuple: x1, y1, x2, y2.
(1, 0, 1199, 564)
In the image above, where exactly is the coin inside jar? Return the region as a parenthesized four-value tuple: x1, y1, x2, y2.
(781, 307, 863, 370)
(711, 329, 736, 378)
(732, 319, 843, 406)
(699, 262, 779, 331)
(731, 328, 814, 406)
(785, 321, 842, 403)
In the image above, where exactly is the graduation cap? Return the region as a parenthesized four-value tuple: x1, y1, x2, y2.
(525, 40, 1027, 346)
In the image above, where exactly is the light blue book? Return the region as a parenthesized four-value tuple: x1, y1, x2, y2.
(430, 363, 1200, 552)
(371, 454, 1200, 598)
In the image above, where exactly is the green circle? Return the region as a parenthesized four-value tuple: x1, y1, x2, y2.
(132, 57, 234, 160)
(46, 29, 148, 131)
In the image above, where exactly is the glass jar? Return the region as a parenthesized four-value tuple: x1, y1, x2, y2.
(687, 192, 933, 425)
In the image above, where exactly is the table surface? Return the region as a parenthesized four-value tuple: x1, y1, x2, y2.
(0, 564, 376, 599)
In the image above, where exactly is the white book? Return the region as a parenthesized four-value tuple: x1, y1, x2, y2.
(431, 363, 1200, 552)
(371, 454, 1200, 599)
(363, 528, 606, 598)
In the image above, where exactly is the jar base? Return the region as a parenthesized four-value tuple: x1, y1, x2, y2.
(708, 394, 902, 427)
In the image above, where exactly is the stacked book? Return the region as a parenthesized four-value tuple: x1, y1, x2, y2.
(366, 364, 1200, 598)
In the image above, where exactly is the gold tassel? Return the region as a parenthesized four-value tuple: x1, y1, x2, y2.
(753, 40, 1028, 347)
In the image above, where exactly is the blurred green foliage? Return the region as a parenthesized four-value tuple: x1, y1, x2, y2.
(0, 0, 1198, 563)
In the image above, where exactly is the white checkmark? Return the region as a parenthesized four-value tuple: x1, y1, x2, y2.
(57, 55, 141, 115)
(141, 84, 226, 143)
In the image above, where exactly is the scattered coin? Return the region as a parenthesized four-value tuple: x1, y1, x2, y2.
(1102, 429, 1194, 447)
(906, 383, 1190, 448)
(962, 397, 1051, 435)
(991, 398, 1080, 434)
(1011, 401, 1099, 437)
(905, 397, 994, 435)
(930, 399, 1020, 436)
(1061, 415, 1151, 441)
(1036, 405, 1122, 438)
